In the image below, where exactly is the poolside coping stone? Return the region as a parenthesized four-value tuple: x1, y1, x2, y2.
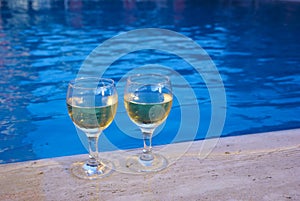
(0, 129, 299, 200)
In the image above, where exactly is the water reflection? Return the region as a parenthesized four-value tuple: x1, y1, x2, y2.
(0, 0, 299, 163)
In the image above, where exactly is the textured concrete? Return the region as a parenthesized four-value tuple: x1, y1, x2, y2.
(0, 129, 299, 201)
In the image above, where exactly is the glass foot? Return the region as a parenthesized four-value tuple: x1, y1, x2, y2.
(71, 159, 114, 180)
(126, 152, 168, 173)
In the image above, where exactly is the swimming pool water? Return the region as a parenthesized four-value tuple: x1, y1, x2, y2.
(0, 0, 300, 163)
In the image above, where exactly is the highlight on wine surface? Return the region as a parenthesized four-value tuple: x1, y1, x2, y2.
(124, 74, 173, 173)
(66, 77, 118, 180)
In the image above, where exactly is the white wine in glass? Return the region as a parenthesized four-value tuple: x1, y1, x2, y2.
(124, 74, 173, 172)
(66, 77, 118, 179)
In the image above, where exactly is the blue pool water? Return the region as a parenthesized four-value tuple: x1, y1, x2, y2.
(0, 0, 300, 164)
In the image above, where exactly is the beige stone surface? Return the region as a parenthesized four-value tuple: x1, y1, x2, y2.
(0, 129, 299, 201)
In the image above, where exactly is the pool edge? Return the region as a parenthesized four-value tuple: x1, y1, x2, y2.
(0, 128, 299, 200)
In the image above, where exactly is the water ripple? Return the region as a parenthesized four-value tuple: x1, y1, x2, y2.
(0, 0, 300, 163)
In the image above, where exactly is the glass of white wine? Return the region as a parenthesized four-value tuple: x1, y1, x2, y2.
(124, 74, 173, 172)
(66, 77, 118, 179)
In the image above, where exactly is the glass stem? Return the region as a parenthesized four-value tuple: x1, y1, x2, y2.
(140, 129, 154, 161)
(87, 135, 100, 166)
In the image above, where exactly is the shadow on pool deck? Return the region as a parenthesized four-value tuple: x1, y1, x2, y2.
(0, 129, 299, 200)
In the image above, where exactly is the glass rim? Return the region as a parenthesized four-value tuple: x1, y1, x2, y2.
(127, 73, 170, 85)
(68, 77, 115, 90)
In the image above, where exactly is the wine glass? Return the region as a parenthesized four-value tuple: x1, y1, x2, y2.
(66, 77, 118, 179)
(124, 74, 173, 172)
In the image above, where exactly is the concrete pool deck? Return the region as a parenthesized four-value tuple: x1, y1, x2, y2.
(0, 129, 299, 201)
